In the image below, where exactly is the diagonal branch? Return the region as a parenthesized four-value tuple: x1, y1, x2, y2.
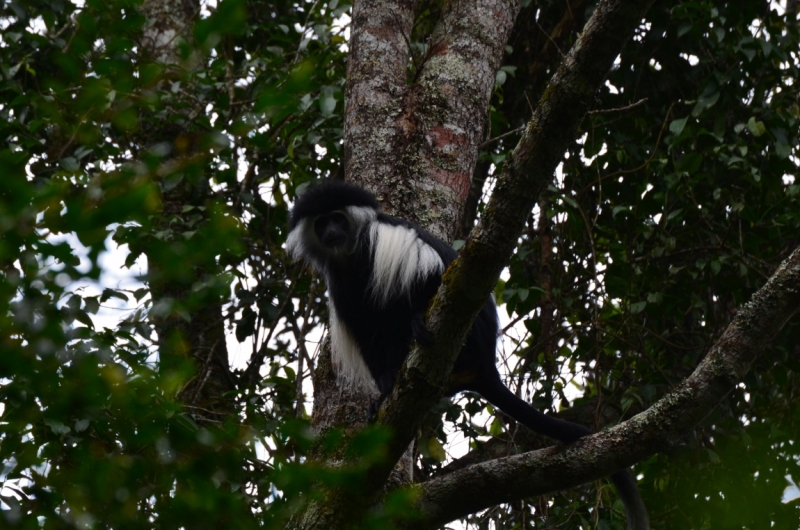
(410, 245, 800, 528)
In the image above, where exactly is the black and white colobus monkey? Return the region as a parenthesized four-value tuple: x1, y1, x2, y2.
(287, 181, 649, 530)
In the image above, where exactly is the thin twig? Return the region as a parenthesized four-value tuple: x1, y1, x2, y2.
(388, 9, 418, 74)
(244, 279, 298, 387)
(293, 0, 322, 64)
(583, 102, 674, 191)
(189, 339, 220, 406)
(51, 17, 74, 41)
(480, 125, 526, 148)
(535, 19, 565, 58)
(569, 194, 600, 332)
(56, 106, 95, 161)
(587, 97, 648, 115)
(286, 287, 316, 416)
(524, 91, 535, 114)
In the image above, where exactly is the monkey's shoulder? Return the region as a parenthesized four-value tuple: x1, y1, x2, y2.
(376, 212, 458, 266)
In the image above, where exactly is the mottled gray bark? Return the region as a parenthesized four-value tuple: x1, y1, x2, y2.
(304, 0, 416, 504)
(409, 245, 800, 528)
(344, 0, 517, 239)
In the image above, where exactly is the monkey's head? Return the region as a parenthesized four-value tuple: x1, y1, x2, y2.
(286, 181, 380, 271)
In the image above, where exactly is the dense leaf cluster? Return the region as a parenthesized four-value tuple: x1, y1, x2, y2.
(1, 0, 351, 527)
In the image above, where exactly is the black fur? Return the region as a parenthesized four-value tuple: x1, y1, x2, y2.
(289, 181, 379, 230)
(287, 181, 649, 530)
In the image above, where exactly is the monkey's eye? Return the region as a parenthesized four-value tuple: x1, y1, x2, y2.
(329, 211, 348, 227)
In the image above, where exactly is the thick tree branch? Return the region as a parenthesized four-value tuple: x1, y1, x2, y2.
(308, 0, 416, 472)
(344, 0, 416, 199)
(346, 0, 518, 240)
(411, 245, 800, 527)
(392, 0, 518, 238)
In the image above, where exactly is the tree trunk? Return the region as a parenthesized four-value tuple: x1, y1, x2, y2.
(140, 0, 235, 423)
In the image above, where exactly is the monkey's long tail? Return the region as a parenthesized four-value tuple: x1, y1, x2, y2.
(475, 375, 651, 530)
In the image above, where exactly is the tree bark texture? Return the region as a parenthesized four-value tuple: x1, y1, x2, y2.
(344, 0, 517, 239)
(140, 0, 235, 422)
(408, 245, 800, 528)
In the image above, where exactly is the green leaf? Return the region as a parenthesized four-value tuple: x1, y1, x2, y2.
(45, 419, 71, 435)
(612, 205, 629, 218)
(67, 294, 82, 309)
(489, 417, 504, 436)
(101, 289, 129, 303)
(427, 437, 446, 462)
(235, 310, 257, 342)
(669, 117, 688, 135)
(75, 419, 91, 432)
(500, 65, 517, 76)
(667, 208, 683, 221)
(680, 153, 702, 173)
(560, 195, 579, 209)
(647, 292, 663, 304)
(630, 301, 647, 314)
(692, 91, 719, 117)
(747, 117, 766, 137)
(84, 297, 100, 314)
(60, 157, 80, 172)
(75, 310, 95, 329)
(319, 86, 337, 118)
(775, 142, 791, 159)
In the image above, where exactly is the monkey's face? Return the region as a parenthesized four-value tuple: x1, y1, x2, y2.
(311, 210, 360, 263)
(314, 211, 350, 249)
(286, 202, 376, 273)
